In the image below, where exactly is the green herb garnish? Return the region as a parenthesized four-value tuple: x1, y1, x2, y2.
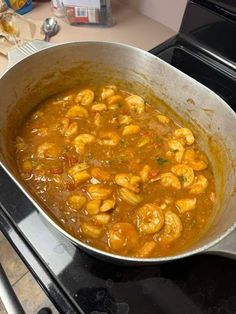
(156, 157, 168, 166)
(84, 153, 94, 162)
(178, 175, 187, 183)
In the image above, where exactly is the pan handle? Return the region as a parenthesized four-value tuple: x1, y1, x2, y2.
(7, 40, 56, 69)
(204, 227, 236, 259)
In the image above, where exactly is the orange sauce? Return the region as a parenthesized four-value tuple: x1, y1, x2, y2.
(15, 85, 215, 257)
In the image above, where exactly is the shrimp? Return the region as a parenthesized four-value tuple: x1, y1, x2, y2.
(58, 118, 69, 134)
(100, 199, 116, 212)
(75, 89, 94, 106)
(88, 185, 112, 200)
(68, 194, 87, 210)
(119, 188, 143, 205)
(64, 122, 78, 137)
(184, 149, 208, 171)
(157, 210, 183, 243)
(125, 95, 145, 114)
(91, 103, 107, 112)
(101, 86, 117, 100)
(68, 162, 88, 174)
(174, 128, 195, 145)
(81, 223, 102, 239)
(86, 199, 101, 215)
(91, 167, 111, 181)
(94, 113, 102, 127)
(171, 164, 194, 188)
(136, 241, 156, 258)
(37, 142, 59, 159)
(108, 104, 120, 110)
(108, 223, 138, 253)
(115, 173, 141, 192)
(176, 198, 197, 213)
(98, 131, 120, 146)
(118, 115, 132, 125)
(168, 139, 185, 163)
(139, 165, 151, 183)
(189, 175, 208, 195)
(137, 203, 164, 234)
(73, 134, 95, 155)
(65, 105, 88, 118)
(122, 125, 140, 136)
(86, 198, 115, 214)
(157, 173, 181, 190)
(33, 128, 49, 137)
(92, 213, 111, 225)
(137, 137, 150, 148)
(107, 95, 123, 106)
(71, 170, 91, 185)
(156, 114, 170, 124)
(68, 162, 90, 185)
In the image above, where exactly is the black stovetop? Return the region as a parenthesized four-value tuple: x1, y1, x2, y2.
(1, 1, 236, 313)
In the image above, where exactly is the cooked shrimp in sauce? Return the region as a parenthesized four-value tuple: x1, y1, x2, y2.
(15, 85, 215, 257)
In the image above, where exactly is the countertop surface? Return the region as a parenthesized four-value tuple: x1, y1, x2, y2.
(0, 0, 175, 74)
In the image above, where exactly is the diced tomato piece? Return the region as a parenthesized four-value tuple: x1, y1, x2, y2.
(149, 169, 159, 179)
(50, 166, 63, 175)
(68, 155, 78, 167)
(67, 182, 76, 191)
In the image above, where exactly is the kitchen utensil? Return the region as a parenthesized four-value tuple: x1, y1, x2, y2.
(42, 17, 59, 42)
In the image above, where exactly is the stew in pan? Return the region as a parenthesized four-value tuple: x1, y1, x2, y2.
(15, 85, 215, 257)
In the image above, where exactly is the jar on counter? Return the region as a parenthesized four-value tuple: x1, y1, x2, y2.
(51, 0, 65, 17)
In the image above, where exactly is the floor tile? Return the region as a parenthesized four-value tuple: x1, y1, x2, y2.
(0, 231, 4, 242)
(0, 299, 7, 314)
(13, 272, 59, 314)
(0, 232, 59, 314)
(0, 232, 28, 285)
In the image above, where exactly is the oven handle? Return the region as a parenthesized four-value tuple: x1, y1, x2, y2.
(0, 264, 25, 314)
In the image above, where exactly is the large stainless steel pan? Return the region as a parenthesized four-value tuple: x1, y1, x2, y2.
(1, 40, 236, 265)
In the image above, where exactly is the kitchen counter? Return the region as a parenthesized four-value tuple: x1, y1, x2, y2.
(0, 0, 175, 73)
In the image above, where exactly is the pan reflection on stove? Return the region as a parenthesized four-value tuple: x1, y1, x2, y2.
(73, 277, 202, 314)
(74, 288, 129, 314)
(17, 211, 76, 275)
(72, 252, 202, 314)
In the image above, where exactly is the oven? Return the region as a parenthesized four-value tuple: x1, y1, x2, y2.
(0, 0, 236, 313)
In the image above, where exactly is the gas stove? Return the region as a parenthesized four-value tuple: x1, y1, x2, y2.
(1, 1, 236, 313)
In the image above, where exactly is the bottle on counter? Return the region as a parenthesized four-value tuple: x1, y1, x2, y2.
(51, 0, 65, 17)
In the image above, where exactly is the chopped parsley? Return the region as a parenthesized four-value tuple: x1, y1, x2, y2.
(84, 153, 94, 162)
(178, 175, 187, 183)
(156, 157, 168, 166)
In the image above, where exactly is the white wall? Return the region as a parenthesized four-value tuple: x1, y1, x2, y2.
(119, 0, 188, 31)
